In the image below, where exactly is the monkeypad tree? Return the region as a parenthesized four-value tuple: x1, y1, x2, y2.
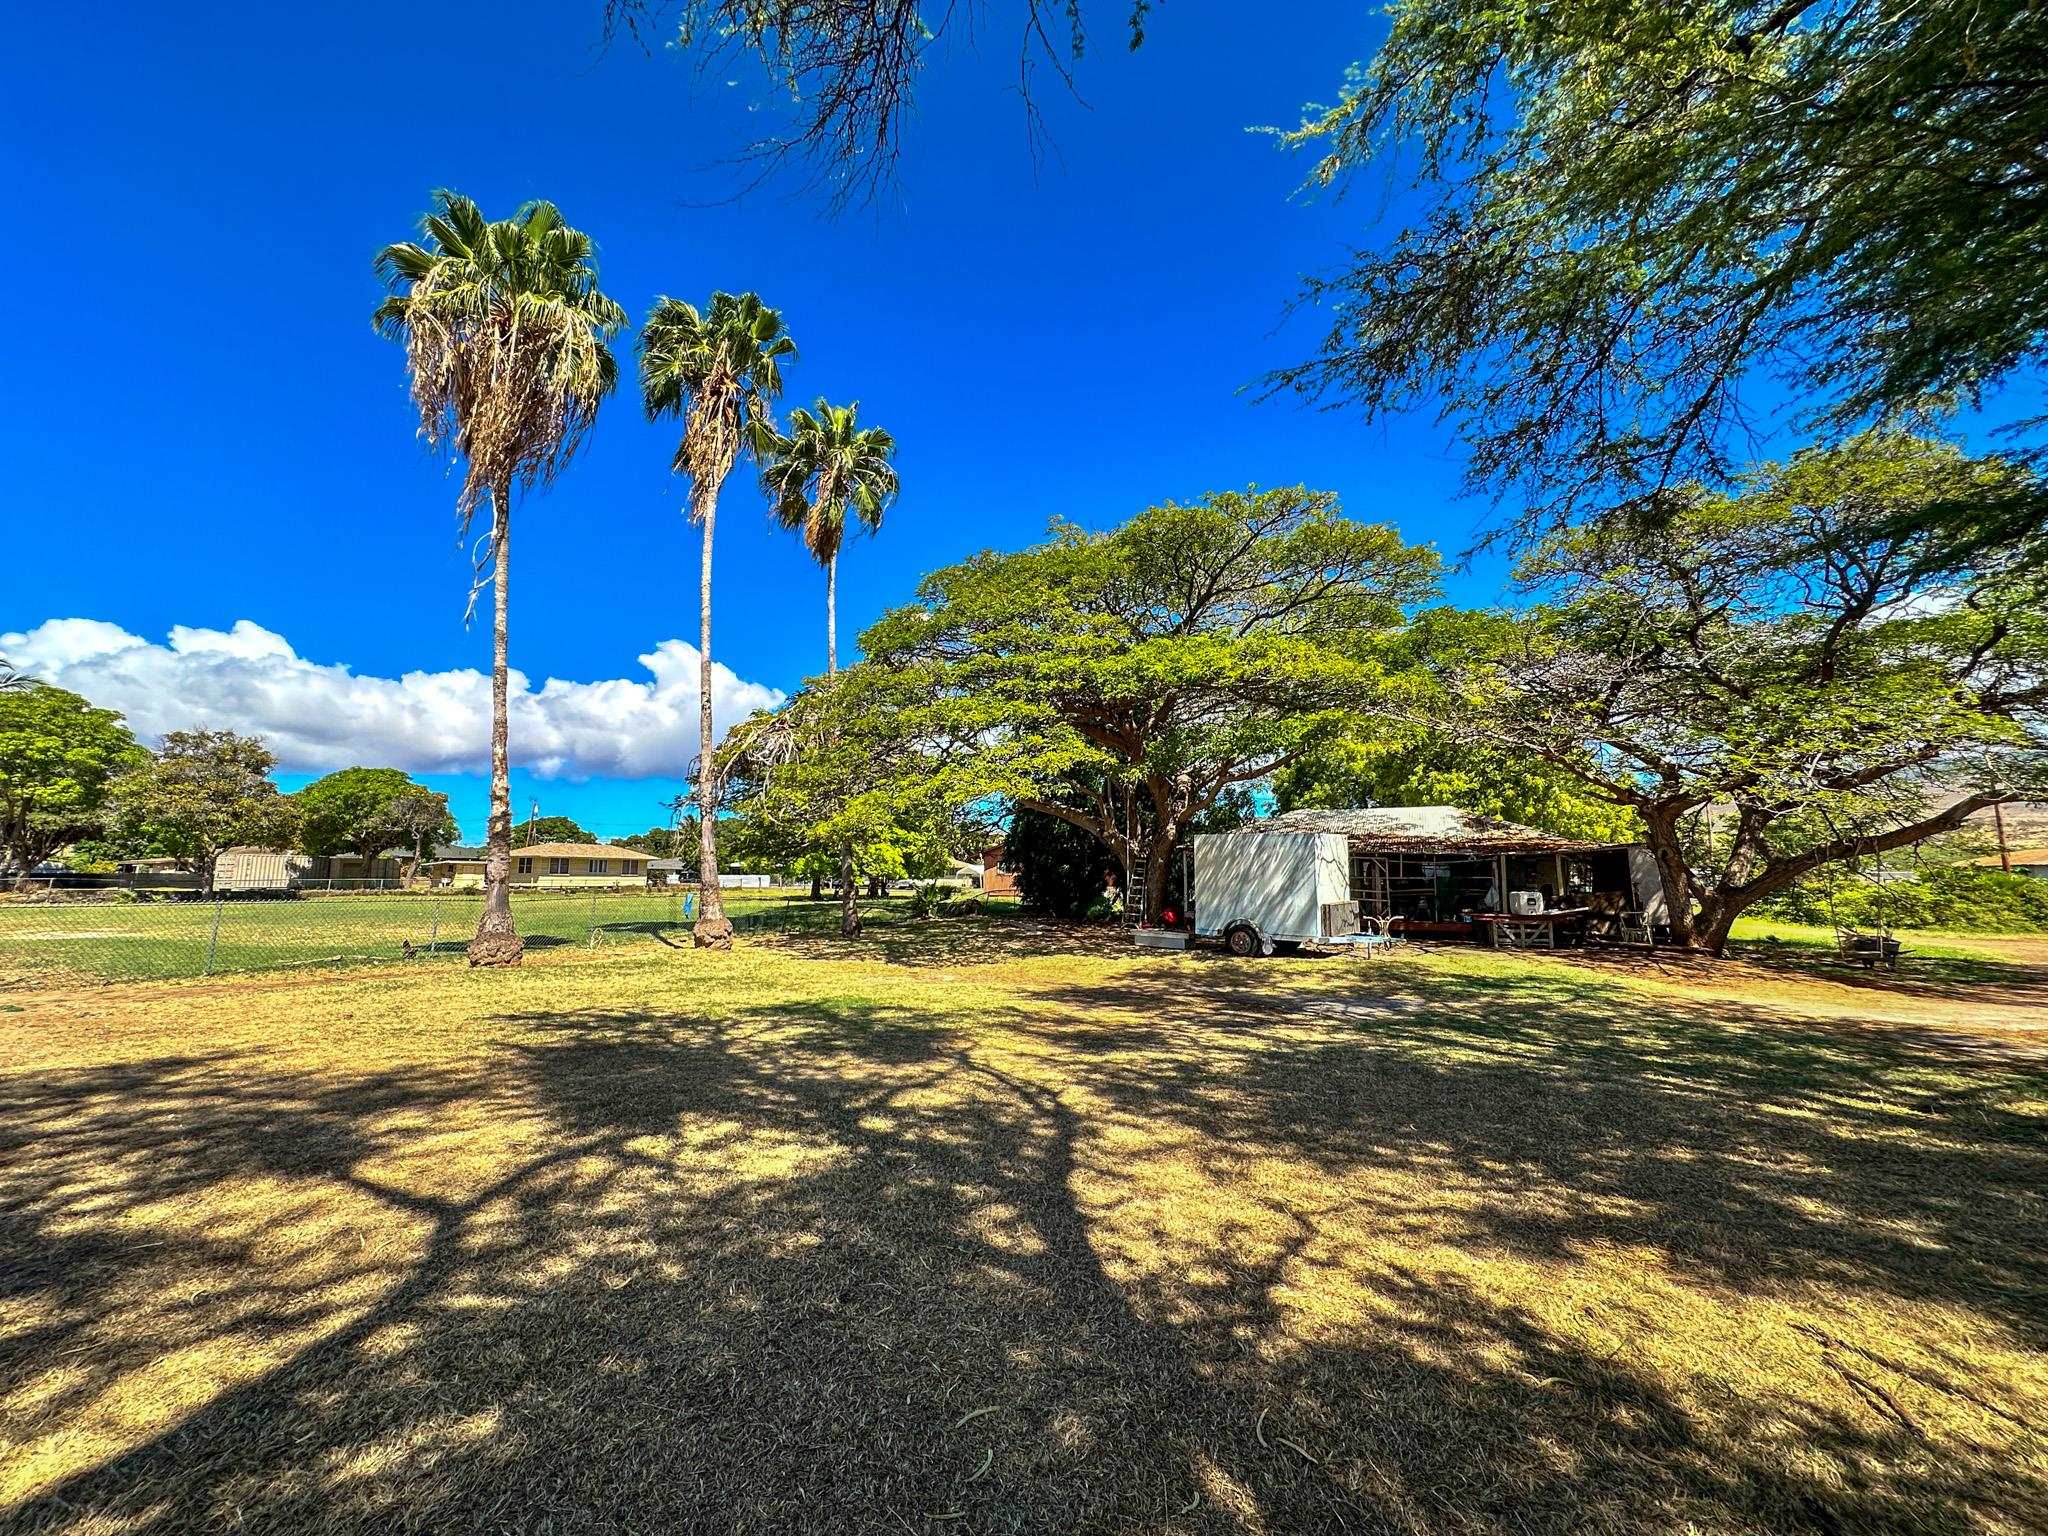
(1435, 435, 2048, 953)
(853, 486, 1439, 924)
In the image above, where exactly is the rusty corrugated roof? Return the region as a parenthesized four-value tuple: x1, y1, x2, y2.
(1258, 806, 1605, 854)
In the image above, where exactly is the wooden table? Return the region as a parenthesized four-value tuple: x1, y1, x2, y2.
(1470, 908, 1592, 949)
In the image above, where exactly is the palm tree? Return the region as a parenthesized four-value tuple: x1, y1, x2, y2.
(757, 399, 898, 932)
(757, 400, 898, 674)
(373, 192, 623, 966)
(639, 292, 796, 949)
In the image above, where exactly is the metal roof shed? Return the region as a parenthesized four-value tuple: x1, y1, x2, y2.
(1250, 807, 1651, 938)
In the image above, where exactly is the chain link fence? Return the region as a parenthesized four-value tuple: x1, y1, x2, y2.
(0, 887, 786, 989)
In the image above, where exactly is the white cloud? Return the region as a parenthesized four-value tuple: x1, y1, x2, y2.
(1, 619, 785, 781)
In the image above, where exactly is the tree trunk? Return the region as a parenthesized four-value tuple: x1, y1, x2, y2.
(196, 847, 218, 898)
(1639, 804, 1701, 951)
(810, 868, 825, 901)
(692, 478, 733, 949)
(826, 551, 838, 676)
(1697, 898, 1741, 958)
(469, 487, 524, 966)
(1144, 822, 1183, 926)
(839, 849, 861, 937)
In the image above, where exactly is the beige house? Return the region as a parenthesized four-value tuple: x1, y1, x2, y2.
(425, 841, 654, 888)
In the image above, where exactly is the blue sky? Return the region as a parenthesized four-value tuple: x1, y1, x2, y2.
(0, 1, 1779, 839)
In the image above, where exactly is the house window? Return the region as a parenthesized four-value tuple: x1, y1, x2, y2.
(549, 857, 570, 875)
(590, 859, 609, 875)
(516, 857, 532, 874)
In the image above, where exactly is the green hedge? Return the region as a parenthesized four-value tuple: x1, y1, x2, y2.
(1754, 864, 2048, 933)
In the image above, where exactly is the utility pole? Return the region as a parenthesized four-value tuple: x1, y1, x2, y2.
(1993, 801, 2012, 874)
(524, 799, 539, 847)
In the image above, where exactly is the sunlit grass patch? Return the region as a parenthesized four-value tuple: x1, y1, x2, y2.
(2, 924, 2043, 1533)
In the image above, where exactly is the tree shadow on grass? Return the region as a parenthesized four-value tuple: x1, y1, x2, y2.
(3, 985, 2041, 1533)
(1715, 938, 2048, 1008)
(1016, 963, 2048, 1343)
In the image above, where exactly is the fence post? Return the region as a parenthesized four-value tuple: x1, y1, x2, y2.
(428, 895, 440, 956)
(204, 896, 223, 976)
(588, 888, 598, 948)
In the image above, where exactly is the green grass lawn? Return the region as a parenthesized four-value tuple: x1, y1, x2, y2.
(0, 888, 849, 985)
(2, 921, 2042, 1534)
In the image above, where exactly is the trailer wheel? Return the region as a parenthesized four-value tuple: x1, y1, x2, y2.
(1222, 922, 1266, 958)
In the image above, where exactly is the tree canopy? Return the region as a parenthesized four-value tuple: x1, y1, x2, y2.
(848, 485, 1439, 920)
(518, 814, 598, 847)
(0, 683, 143, 880)
(1274, 726, 1641, 845)
(373, 191, 626, 561)
(722, 662, 994, 933)
(113, 731, 299, 894)
(296, 769, 426, 864)
(1273, 0, 2047, 536)
(1433, 435, 2048, 950)
(619, 2, 2045, 560)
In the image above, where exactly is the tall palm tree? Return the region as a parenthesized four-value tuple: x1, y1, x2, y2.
(757, 399, 898, 674)
(757, 400, 898, 933)
(639, 292, 796, 949)
(373, 192, 623, 966)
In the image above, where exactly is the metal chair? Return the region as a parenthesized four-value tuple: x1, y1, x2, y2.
(1617, 911, 1653, 947)
(1350, 913, 1404, 959)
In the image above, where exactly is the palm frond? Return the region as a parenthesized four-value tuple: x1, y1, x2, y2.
(638, 289, 796, 514)
(372, 188, 624, 538)
(753, 395, 900, 568)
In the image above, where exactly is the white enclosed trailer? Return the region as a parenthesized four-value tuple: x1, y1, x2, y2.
(1191, 829, 1357, 956)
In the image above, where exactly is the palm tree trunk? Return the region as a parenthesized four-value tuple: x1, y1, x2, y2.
(469, 487, 523, 965)
(826, 551, 838, 675)
(693, 478, 733, 949)
(827, 552, 857, 933)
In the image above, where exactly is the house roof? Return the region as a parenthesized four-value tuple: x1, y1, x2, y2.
(513, 842, 652, 860)
(647, 858, 691, 871)
(1976, 848, 2048, 867)
(426, 841, 649, 863)
(1257, 806, 1606, 854)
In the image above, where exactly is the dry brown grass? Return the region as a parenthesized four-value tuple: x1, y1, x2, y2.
(2, 921, 2043, 1534)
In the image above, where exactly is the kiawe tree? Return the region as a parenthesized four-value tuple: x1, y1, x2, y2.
(0, 683, 142, 883)
(374, 190, 624, 965)
(721, 663, 995, 938)
(1442, 435, 2048, 953)
(112, 731, 299, 896)
(1270, 0, 2048, 547)
(856, 486, 1440, 923)
(640, 290, 796, 949)
(620, 2, 2046, 562)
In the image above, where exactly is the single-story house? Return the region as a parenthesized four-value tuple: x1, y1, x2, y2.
(423, 841, 654, 888)
(647, 858, 690, 886)
(1976, 847, 2048, 879)
(1251, 806, 1664, 940)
